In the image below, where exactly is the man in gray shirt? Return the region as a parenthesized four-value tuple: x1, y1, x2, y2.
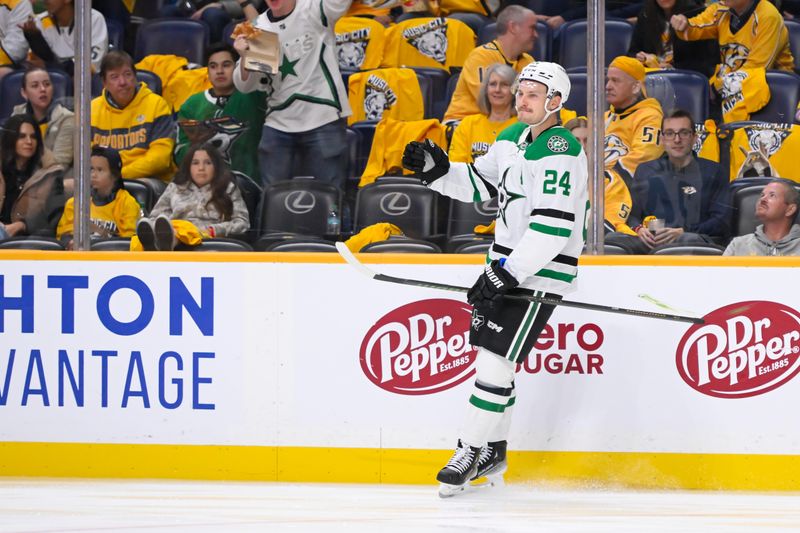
(724, 179, 800, 256)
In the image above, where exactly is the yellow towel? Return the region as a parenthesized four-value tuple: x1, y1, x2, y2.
(344, 222, 403, 252)
(129, 219, 208, 251)
(473, 219, 495, 235)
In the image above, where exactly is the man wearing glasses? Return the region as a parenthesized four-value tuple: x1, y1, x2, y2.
(613, 109, 731, 254)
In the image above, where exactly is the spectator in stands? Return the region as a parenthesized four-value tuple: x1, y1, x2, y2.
(565, 116, 588, 150)
(135, 143, 249, 251)
(628, 0, 717, 77)
(449, 63, 517, 163)
(0, 114, 65, 239)
(671, 0, 794, 121)
(0, 0, 33, 79)
(56, 146, 141, 248)
(724, 179, 800, 256)
(21, 0, 108, 75)
(542, 1, 643, 29)
(91, 51, 176, 182)
(161, 0, 261, 44)
(176, 43, 266, 183)
(604, 55, 664, 234)
(233, 0, 352, 188)
(12, 68, 74, 174)
(443, 5, 537, 124)
(608, 109, 729, 254)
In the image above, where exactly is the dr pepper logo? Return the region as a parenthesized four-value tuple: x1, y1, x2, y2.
(676, 301, 800, 398)
(360, 299, 476, 395)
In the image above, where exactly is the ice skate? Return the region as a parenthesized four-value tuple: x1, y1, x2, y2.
(436, 440, 481, 498)
(471, 440, 507, 488)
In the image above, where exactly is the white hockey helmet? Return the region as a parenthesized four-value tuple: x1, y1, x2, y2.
(517, 61, 571, 106)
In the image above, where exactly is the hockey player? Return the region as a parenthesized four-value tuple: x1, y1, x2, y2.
(402, 62, 589, 497)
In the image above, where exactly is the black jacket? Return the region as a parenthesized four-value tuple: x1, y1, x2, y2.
(629, 153, 731, 239)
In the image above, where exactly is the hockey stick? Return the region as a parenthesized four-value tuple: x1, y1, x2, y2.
(335, 242, 704, 324)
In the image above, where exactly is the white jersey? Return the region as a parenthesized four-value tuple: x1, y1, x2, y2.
(233, 0, 353, 133)
(33, 9, 108, 71)
(432, 122, 589, 295)
(0, 0, 33, 64)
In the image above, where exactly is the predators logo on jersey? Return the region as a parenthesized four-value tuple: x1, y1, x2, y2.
(604, 134, 629, 168)
(719, 42, 750, 76)
(735, 123, 791, 179)
(363, 74, 398, 120)
(336, 28, 370, 69)
(720, 70, 748, 117)
(402, 18, 448, 64)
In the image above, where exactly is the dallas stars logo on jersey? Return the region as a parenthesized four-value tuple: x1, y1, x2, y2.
(547, 135, 569, 153)
(364, 75, 398, 121)
(178, 116, 248, 165)
(336, 28, 370, 69)
(402, 18, 448, 64)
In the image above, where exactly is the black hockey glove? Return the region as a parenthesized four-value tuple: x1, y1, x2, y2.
(401, 139, 449, 185)
(467, 260, 519, 309)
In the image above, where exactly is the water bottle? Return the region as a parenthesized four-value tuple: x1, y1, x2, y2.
(327, 206, 341, 236)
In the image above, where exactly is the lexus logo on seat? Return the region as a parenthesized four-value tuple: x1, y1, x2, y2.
(379, 192, 411, 216)
(475, 198, 498, 217)
(284, 191, 316, 214)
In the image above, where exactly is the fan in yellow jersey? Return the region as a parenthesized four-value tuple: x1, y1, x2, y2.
(671, 0, 794, 122)
(449, 63, 517, 163)
(91, 50, 177, 183)
(444, 5, 536, 123)
(604, 56, 664, 235)
(57, 146, 141, 248)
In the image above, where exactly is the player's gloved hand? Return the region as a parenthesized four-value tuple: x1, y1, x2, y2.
(402, 139, 449, 185)
(467, 260, 519, 309)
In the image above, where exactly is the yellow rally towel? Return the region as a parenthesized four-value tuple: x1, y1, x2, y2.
(473, 219, 494, 235)
(135, 55, 212, 112)
(129, 219, 208, 251)
(344, 222, 403, 252)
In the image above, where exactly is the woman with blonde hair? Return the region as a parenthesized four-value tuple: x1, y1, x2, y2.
(448, 63, 518, 163)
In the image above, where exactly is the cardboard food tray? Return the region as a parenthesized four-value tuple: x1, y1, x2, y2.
(243, 29, 280, 75)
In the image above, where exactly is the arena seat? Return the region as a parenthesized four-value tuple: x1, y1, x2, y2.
(257, 179, 342, 239)
(411, 67, 450, 120)
(453, 240, 491, 254)
(446, 12, 491, 36)
(122, 179, 155, 215)
(447, 197, 497, 239)
(232, 172, 263, 239)
(350, 121, 378, 177)
(0, 69, 71, 120)
(749, 71, 800, 124)
(193, 238, 254, 252)
(354, 181, 439, 239)
(361, 237, 442, 253)
(567, 71, 588, 116)
(557, 19, 633, 70)
(134, 19, 209, 64)
(652, 243, 725, 255)
(91, 238, 132, 251)
(784, 19, 800, 73)
(732, 184, 766, 237)
(446, 234, 493, 252)
(267, 239, 338, 252)
(107, 19, 125, 50)
(477, 21, 551, 61)
(645, 69, 709, 121)
(0, 237, 64, 250)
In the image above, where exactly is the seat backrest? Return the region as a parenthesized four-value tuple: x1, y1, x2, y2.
(196, 238, 253, 252)
(567, 71, 587, 116)
(785, 19, 800, 73)
(122, 179, 155, 215)
(259, 179, 342, 236)
(345, 128, 360, 179)
(107, 20, 125, 50)
(732, 184, 764, 236)
(557, 19, 633, 70)
(645, 69, 709, 120)
(91, 238, 132, 251)
(361, 238, 441, 253)
(445, 71, 460, 107)
(652, 243, 724, 256)
(527, 0, 563, 16)
(749, 70, 800, 123)
(134, 19, 209, 64)
(454, 240, 491, 254)
(354, 181, 438, 238)
(233, 172, 263, 232)
(447, 197, 497, 237)
(0, 237, 64, 250)
(350, 121, 378, 177)
(412, 67, 450, 120)
(0, 69, 71, 119)
(267, 239, 338, 252)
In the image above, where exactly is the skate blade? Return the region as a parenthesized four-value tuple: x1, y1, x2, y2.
(471, 473, 505, 488)
(438, 482, 467, 498)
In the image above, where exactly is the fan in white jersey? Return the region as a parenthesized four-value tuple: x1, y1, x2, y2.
(402, 61, 589, 497)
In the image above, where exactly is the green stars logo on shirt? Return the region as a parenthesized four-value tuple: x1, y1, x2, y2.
(278, 55, 300, 80)
(497, 168, 524, 227)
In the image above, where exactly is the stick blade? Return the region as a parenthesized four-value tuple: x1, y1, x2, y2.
(335, 241, 377, 280)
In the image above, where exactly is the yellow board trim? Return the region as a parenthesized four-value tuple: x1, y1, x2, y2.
(1, 443, 799, 490)
(1, 250, 800, 268)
